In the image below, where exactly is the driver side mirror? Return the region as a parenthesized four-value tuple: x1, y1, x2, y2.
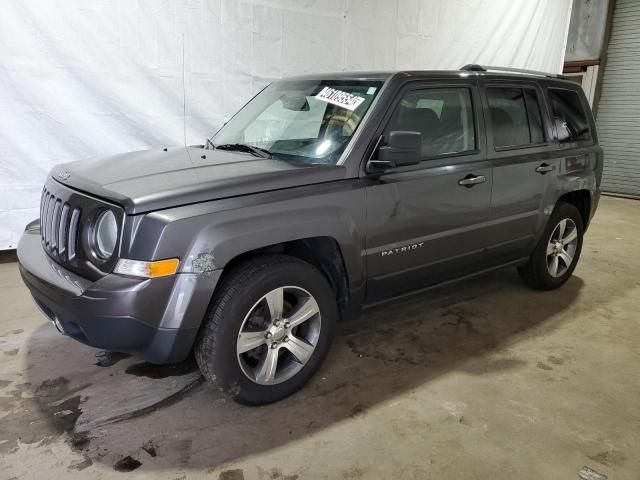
(367, 131, 422, 171)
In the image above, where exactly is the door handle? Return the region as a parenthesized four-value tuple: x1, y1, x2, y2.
(458, 174, 486, 188)
(535, 163, 555, 174)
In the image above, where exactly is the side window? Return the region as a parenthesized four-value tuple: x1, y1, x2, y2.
(383, 88, 476, 158)
(547, 88, 591, 143)
(487, 87, 545, 148)
(525, 90, 545, 144)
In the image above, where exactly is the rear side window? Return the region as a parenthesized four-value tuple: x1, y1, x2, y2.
(384, 87, 476, 158)
(487, 87, 545, 148)
(547, 88, 591, 143)
(525, 90, 545, 144)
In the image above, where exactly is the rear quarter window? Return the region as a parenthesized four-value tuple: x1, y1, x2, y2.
(547, 88, 591, 144)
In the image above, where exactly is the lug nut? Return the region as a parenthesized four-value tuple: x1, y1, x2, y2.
(284, 322, 291, 329)
(271, 342, 279, 349)
(265, 332, 273, 339)
(283, 336, 289, 342)
(274, 321, 280, 327)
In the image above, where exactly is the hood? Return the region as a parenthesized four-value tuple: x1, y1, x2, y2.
(51, 147, 347, 214)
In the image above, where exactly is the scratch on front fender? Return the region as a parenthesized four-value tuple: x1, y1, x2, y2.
(190, 252, 217, 273)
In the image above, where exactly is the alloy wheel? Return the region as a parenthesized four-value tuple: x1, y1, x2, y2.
(236, 286, 321, 385)
(546, 218, 578, 278)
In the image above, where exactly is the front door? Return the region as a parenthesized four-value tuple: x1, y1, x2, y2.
(364, 81, 493, 303)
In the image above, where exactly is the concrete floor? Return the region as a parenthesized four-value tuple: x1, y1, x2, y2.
(1, 195, 639, 480)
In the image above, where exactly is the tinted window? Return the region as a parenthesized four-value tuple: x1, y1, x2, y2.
(548, 88, 590, 143)
(488, 87, 545, 148)
(384, 88, 476, 158)
(525, 90, 545, 144)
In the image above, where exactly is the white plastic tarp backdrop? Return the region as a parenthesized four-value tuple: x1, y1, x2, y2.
(0, 0, 572, 249)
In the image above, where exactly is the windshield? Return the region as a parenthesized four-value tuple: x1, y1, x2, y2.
(211, 79, 383, 165)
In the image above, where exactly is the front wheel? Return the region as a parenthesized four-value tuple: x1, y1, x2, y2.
(195, 255, 337, 405)
(518, 202, 584, 290)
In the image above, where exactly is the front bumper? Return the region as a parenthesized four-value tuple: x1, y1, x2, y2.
(17, 227, 221, 364)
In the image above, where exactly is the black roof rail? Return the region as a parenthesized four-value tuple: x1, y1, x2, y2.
(460, 64, 566, 80)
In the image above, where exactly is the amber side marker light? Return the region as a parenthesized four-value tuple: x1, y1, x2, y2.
(114, 258, 180, 278)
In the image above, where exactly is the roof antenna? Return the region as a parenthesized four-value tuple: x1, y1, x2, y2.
(182, 33, 187, 147)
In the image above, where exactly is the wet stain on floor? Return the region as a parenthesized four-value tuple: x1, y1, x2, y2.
(588, 449, 626, 467)
(35, 377, 90, 434)
(0, 376, 91, 454)
(124, 358, 198, 379)
(113, 455, 142, 472)
(547, 355, 564, 365)
(70, 431, 90, 451)
(68, 456, 93, 471)
(463, 357, 528, 375)
(94, 351, 132, 368)
(437, 308, 481, 333)
(344, 305, 486, 366)
(219, 469, 245, 480)
(142, 441, 157, 458)
(536, 362, 553, 371)
(349, 403, 366, 418)
(256, 468, 299, 480)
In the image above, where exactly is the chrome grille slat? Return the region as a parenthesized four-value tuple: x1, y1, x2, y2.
(42, 194, 50, 245)
(44, 195, 54, 246)
(68, 208, 81, 260)
(40, 189, 47, 226)
(39, 192, 46, 240)
(47, 196, 56, 246)
(58, 204, 70, 255)
(51, 200, 61, 251)
(40, 192, 46, 243)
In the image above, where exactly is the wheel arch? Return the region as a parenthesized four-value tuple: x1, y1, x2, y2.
(220, 237, 351, 321)
(557, 189, 592, 230)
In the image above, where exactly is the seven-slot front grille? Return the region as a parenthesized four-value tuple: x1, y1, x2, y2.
(40, 188, 81, 260)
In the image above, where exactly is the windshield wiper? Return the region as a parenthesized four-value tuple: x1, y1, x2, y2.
(215, 143, 272, 159)
(205, 138, 216, 150)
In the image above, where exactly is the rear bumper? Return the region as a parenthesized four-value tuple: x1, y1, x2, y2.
(17, 226, 220, 364)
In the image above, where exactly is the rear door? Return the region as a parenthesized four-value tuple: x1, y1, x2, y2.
(480, 80, 558, 264)
(364, 79, 493, 302)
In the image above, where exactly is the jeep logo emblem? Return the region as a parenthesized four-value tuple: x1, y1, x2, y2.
(57, 170, 70, 181)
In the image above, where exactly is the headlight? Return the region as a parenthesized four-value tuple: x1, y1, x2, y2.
(93, 210, 117, 259)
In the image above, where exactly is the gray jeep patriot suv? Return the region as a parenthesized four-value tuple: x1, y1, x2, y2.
(18, 65, 602, 405)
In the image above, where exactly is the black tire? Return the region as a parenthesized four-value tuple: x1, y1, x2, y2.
(195, 254, 337, 405)
(518, 202, 584, 290)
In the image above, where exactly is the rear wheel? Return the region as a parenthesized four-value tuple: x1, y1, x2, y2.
(195, 255, 337, 405)
(518, 202, 584, 290)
